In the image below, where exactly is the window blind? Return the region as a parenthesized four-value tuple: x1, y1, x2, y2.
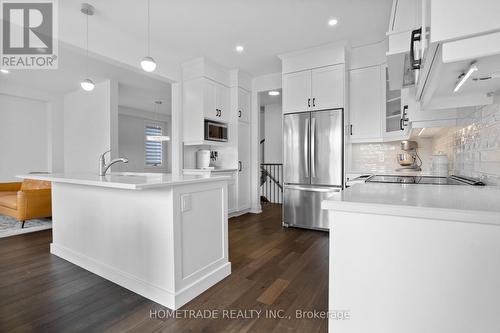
(145, 125, 163, 166)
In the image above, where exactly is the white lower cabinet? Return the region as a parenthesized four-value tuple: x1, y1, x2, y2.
(183, 169, 238, 214)
(216, 171, 238, 214)
(238, 121, 251, 212)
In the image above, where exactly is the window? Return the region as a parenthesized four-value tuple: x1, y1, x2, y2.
(145, 125, 163, 166)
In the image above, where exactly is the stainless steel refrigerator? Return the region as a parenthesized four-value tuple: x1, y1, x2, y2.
(283, 109, 343, 231)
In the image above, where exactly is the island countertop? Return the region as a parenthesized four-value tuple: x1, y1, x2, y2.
(17, 172, 231, 190)
(322, 182, 500, 225)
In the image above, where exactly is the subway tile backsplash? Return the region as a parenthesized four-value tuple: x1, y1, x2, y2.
(349, 138, 434, 173)
(349, 103, 500, 185)
(433, 104, 500, 185)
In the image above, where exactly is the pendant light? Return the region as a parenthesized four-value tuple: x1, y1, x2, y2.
(140, 0, 157, 72)
(146, 101, 170, 142)
(80, 3, 95, 91)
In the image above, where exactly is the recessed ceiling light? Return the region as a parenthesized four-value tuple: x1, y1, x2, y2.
(328, 18, 338, 26)
(0, 69, 9, 74)
(268, 91, 280, 96)
(235, 45, 244, 53)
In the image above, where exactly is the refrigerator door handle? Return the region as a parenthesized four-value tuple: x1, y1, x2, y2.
(304, 117, 309, 177)
(311, 117, 316, 179)
(285, 185, 341, 193)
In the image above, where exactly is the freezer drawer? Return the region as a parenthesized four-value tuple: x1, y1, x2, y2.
(283, 185, 340, 231)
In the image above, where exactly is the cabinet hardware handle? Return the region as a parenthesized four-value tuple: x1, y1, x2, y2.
(400, 105, 409, 130)
(312, 98, 315, 107)
(350, 124, 353, 135)
(238, 110, 242, 118)
(238, 161, 242, 172)
(410, 28, 422, 70)
(308, 98, 311, 108)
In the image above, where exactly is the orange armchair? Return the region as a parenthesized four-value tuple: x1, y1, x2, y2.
(0, 179, 52, 228)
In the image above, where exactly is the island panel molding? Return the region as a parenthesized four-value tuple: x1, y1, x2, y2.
(20, 173, 231, 310)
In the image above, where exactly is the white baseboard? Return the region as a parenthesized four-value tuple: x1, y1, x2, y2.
(175, 262, 231, 308)
(250, 204, 262, 214)
(229, 209, 251, 218)
(51, 243, 230, 309)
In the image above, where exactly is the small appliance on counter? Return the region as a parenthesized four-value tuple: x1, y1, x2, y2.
(396, 140, 422, 172)
(431, 152, 449, 176)
(196, 149, 211, 169)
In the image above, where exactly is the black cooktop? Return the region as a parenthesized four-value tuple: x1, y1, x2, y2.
(366, 175, 485, 186)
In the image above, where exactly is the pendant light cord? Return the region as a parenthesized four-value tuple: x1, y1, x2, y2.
(85, 13, 89, 76)
(146, 0, 151, 56)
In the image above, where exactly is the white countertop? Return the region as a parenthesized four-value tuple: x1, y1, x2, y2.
(183, 168, 238, 173)
(322, 183, 500, 225)
(347, 170, 442, 177)
(17, 172, 230, 190)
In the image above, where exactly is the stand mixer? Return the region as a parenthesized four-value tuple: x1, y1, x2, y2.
(396, 140, 422, 171)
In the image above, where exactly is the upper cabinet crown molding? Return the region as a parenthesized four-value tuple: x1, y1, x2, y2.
(181, 57, 231, 87)
(349, 40, 388, 70)
(229, 69, 252, 91)
(278, 41, 347, 74)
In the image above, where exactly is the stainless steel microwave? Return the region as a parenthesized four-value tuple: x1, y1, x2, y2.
(204, 120, 228, 142)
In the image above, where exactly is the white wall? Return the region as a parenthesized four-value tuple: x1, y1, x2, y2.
(263, 103, 283, 164)
(63, 80, 118, 173)
(117, 107, 171, 173)
(0, 94, 50, 181)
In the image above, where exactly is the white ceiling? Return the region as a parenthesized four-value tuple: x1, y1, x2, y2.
(57, 0, 393, 80)
(1, 43, 172, 113)
(260, 89, 282, 107)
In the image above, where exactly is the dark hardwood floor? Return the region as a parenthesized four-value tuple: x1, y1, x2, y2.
(0, 204, 329, 333)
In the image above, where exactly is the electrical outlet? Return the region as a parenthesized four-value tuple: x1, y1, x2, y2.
(181, 194, 192, 212)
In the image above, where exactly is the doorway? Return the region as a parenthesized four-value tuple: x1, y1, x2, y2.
(258, 89, 283, 205)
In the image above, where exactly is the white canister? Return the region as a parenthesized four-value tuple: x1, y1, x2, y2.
(196, 149, 211, 169)
(431, 152, 449, 176)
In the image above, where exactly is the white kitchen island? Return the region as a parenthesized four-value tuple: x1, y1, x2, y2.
(322, 183, 500, 333)
(18, 172, 231, 310)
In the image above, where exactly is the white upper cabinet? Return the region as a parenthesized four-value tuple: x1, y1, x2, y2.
(311, 65, 344, 111)
(388, 0, 421, 34)
(431, 0, 500, 43)
(283, 70, 312, 113)
(412, 0, 500, 110)
(204, 79, 229, 122)
(349, 66, 383, 142)
(283, 64, 344, 113)
(237, 88, 251, 123)
(183, 77, 230, 144)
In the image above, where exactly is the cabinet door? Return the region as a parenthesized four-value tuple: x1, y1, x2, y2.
(389, 0, 421, 34)
(218, 172, 237, 213)
(216, 83, 230, 122)
(311, 65, 344, 110)
(283, 70, 312, 113)
(238, 88, 251, 123)
(203, 79, 218, 120)
(238, 121, 251, 211)
(227, 177, 237, 213)
(349, 66, 383, 141)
